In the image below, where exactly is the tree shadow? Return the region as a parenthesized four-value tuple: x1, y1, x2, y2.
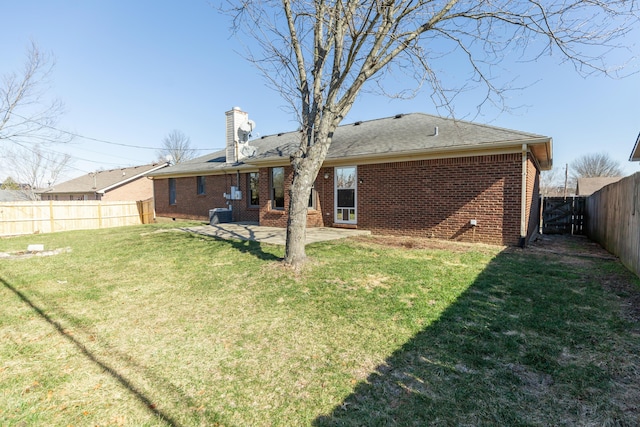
(181, 225, 283, 261)
(313, 248, 628, 426)
(0, 276, 228, 426)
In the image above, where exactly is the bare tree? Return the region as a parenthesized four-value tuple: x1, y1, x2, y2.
(158, 129, 196, 164)
(1, 41, 73, 200)
(6, 144, 72, 200)
(226, 1, 638, 267)
(540, 169, 564, 197)
(157, 129, 196, 165)
(0, 41, 70, 148)
(571, 152, 623, 180)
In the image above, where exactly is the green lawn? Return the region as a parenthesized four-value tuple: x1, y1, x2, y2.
(1, 223, 638, 426)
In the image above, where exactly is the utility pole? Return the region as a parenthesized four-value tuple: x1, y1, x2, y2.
(563, 163, 568, 200)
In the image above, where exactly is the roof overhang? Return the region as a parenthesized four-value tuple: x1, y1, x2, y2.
(147, 163, 260, 179)
(147, 131, 553, 177)
(630, 132, 640, 161)
(246, 136, 553, 170)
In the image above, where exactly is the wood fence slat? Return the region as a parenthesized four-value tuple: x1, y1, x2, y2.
(586, 172, 640, 279)
(0, 199, 155, 236)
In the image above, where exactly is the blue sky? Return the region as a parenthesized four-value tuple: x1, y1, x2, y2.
(1, 0, 639, 183)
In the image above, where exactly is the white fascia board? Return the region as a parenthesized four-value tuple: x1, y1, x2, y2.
(97, 164, 168, 193)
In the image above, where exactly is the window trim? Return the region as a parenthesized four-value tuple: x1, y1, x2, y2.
(169, 178, 177, 205)
(308, 185, 316, 210)
(247, 172, 260, 208)
(270, 167, 285, 210)
(335, 166, 357, 224)
(196, 176, 206, 195)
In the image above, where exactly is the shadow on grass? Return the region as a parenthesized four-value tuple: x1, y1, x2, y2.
(0, 276, 227, 427)
(183, 226, 282, 262)
(226, 238, 283, 261)
(314, 249, 630, 426)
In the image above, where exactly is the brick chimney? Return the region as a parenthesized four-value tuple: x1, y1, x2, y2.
(225, 107, 255, 163)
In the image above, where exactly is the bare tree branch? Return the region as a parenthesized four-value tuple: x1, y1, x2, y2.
(157, 130, 196, 164)
(571, 152, 624, 180)
(6, 142, 72, 200)
(0, 41, 71, 147)
(221, 0, 639, 266)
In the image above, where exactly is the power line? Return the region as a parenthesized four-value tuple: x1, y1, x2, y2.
(10, 112, 223, 151)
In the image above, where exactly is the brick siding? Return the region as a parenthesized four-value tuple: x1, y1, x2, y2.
(525, 154, 541, 242)
(101, 176, 154, 201)
(258, 166, 326, 228)
(353, 154, 523, 245)
(154, 174, 259, 222)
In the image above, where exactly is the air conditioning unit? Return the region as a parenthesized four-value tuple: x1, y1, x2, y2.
(209, 208, 232, 224)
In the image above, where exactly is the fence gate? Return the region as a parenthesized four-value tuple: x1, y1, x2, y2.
(136, 198, 155, 224)
(541, 197, 586, 235)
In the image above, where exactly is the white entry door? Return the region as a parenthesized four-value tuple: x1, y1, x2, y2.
(335, 166, 357, 224)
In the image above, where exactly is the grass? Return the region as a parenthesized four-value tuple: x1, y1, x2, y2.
(1, 223, 639, 426)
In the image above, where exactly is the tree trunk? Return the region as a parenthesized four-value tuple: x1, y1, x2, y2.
(284, 156, 323, 267)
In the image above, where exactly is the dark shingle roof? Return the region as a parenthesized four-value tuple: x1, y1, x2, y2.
(39, 163, 168, 194)
(149, 113, 552, 178)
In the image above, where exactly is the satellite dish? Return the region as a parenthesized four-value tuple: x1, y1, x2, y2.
(240, 144, 256, 158)
(239, 120, 253, 133)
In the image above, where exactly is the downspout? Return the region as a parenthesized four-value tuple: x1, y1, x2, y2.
(520, 144, 528, 247)
(235, 170, 240, 221)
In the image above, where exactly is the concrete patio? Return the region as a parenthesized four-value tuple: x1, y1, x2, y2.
(181, 222, 370, 245)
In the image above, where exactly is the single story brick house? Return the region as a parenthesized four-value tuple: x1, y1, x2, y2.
(38, 163, 169, 201)
(148, 108, 552, 246)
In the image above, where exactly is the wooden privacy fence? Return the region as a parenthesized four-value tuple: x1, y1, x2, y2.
(541, 197, 586, 235)
(0, 198, 155, 236)
(586, 172, 640, 279)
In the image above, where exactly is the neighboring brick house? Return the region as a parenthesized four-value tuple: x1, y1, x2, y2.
(630, 132, 640, 162)
(38, 163, 168, 201)
(148, 108, 553, 246)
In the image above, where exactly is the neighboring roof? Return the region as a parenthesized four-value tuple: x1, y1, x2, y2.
(630, 132, 640, 161)
(38, 163, 168, 194)
(0, 190, 31, 202)
(148, 113, 552, 178)
(575, 176, 624, 196)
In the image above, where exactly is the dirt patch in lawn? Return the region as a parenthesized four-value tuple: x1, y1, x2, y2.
(0, 247, 72, 260)
(352, 234, 503, 254)
(524, 234, 618, 260)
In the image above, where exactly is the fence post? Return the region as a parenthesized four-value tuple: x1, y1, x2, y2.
(49, 200, 54, 233)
